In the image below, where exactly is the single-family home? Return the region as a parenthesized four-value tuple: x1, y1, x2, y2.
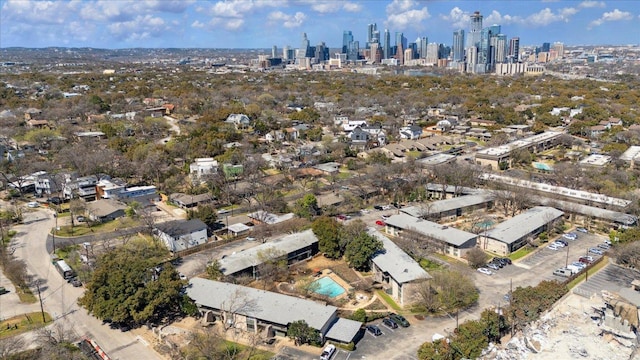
(85, 199, 127, 223)
(190, 158, 219, 181)
(225, 114, 252, 129)
(169, 193, 214, 209)
(399, 125, 423, 140)
(154, 219, 209, 252)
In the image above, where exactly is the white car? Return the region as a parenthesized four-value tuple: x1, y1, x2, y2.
(27, 201, 40, 208)
(552, 241, 566, 248)
(562, 233, 577, 240)
(547, 244, 560, 251)
(477, 267, 493, 275)
(320, 344, 336, 360)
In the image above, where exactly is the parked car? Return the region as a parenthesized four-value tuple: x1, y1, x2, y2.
(373, 205, 384, 211)
(0, 287, 9, 295)
(76, 215, 86, 222)
(553, 268, 572, 277)
(179, 273, 187, 280)
(477, 267, 493, 275)
(579, 256, 594, 264)
(487, 263, 500, 271)
(503, 292, 511, 302)
(555, 239, 568, 246)
(382, 317, 398, 329)
(589, 248, 604, 255)
(381, 214, 390, 220)
(381, 205, 392, 210)
(336, 214, 347, 220)
(547, 244, 560, 251)
(576, 227, 588, 233)
(47, 197, 62, 205)
(320, 344, 336, 360)
(375, 220, 386, 226)
(366, 325, 382, 336)
(552, 241, 566, 248)
(566, 264, 581, 274)
(497, 257, 512, 265)
(389, 313, 410, 327)
(570, 262, 587, 270)
(70, 278, 82, 287)
(562, 233, 577, 241)
(597, 243, 611, 250)
(604, 239, 612, 245)
(27, 201, 40, 208)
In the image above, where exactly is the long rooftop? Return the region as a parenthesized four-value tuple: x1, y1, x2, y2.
(384, 212, 477, 247)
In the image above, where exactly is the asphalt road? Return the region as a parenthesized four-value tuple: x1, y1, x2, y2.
(10, 208, 162, 360)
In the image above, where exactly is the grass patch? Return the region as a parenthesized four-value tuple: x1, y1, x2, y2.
(0, 312, 52, 339)
(54, 217, 139, 237)
(222, 341, 274, 360)
(567, 257, 608, 289)
(509, 246, 534, 261)
(418, 258, 443, 270)
(376, 290, 402, 312)
(14, 286, 37, 304)
(54, 245, 80, 261)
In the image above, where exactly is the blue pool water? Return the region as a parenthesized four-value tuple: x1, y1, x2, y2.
(312, 277, 346, 298)
(532, 162, 553, 171)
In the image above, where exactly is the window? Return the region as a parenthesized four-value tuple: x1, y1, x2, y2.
(246, 318, 256, 332)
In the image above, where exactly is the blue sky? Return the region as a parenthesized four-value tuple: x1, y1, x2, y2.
(1, 0, 638, 49)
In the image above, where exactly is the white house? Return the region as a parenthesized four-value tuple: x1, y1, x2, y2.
(225, 114, 251, 128)
(190, 158, 219, 181)
(399, 125, 423, 140)
(154, 219, 208, 252)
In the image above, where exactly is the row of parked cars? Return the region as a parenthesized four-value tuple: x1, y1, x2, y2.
(365, 313, 410, 337)
(477, 257, 512, 275)
(552, 238, 611, 277)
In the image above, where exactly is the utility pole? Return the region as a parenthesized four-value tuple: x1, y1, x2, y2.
(52, 211, 57, 254)
(565, 243, 569, 268)
(36, 281, 46, 323)
(510, 278, 514, 337)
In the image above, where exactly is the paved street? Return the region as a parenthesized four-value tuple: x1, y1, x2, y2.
(9, 208, 163, 360)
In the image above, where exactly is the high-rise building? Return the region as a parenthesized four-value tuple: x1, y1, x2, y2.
(468, 11, 483, 48)
(371, 30, 380, 45)
(494, 34, 507, 63)
(347, 40, 359, 61)
(426, 42, 439, 64)
(300, 33, 310, 58)
(370, 42, 380, 63)
(541, 42, 550, 53)
(508, 37, 520, 62)
(282, 45, 290, 60)
(342, 30, 353, 54)
(553, 42, 564, 59)
(367, 23, 377, 47)
(271, 45, 277, 59)
(383, 29, 391, 59)
(395, 32, 407, 51)
(417, 36, 428, 59)
(315, 42, 328, 62)
(452, 29, 465, 62)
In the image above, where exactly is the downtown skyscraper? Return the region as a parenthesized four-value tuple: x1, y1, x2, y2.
(452, 29, 465, 62)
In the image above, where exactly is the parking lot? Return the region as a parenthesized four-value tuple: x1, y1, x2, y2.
(473, 229, 609, 310)
(573, 263, 640, 298)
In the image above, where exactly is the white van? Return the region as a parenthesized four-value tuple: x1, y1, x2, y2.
(320, 344, 336, 360)
(553, 268, 572, 277)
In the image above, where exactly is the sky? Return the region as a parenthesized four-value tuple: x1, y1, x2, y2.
(1, 0, 639, 49)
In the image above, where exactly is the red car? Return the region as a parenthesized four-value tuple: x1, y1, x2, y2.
(375, 220, 386, 226)
(336, 215, 347, 220)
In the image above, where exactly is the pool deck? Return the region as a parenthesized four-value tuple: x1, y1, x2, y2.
(316, 269, 353, 300)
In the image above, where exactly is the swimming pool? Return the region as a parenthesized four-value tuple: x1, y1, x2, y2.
(532, 162, 553, 171)
(312, 276, 346, 298)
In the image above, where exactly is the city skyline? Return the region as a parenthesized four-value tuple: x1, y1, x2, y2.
(1, 0, 639, 49)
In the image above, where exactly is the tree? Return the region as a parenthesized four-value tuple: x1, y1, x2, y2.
(256, 248, 288, 289)
(311, 216, 344, 259)
(187, 204, 218, 228)
(287, 320, 320, 346)
(294, 193, 319, 220)
(417, 339, 452, 360)
(205, 260, 224, 281)
(343, 221, 383, 271)
(464, 247, 488, 269)
(417, 269, 478, 315)
(78, 240, 185, 326)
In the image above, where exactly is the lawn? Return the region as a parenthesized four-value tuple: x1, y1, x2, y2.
(376, 290, 402, 312)
(0, 312, 52, 339)
(223, 341, 274, 360)
(54, 217, 139, 237)
(509, 246, 534, 261)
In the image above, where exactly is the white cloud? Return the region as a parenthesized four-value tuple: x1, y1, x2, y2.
(1, 0, 69, 25)
(385, 0, 429, 31)
(343, 2, 362, 12)
(589, 9, 633, 28)
(485, 10, 522, 26)
(107, 14, 169, 41)
(191, 20, 205, 28)
(268, 10, 306, 28)
(297, 0, 361, 14)
(579, 1, 605, 8)
(525, 7, 575, 26)
(440, 7, 469, 29)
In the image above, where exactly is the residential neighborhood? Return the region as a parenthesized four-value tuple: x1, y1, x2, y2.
(1, 43, 640, 360)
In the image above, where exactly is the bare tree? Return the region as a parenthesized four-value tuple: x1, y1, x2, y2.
(0, 336, 25, 359)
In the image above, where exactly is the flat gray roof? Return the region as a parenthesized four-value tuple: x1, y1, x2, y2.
(485, 206, 564, 245)
(401, 193, 494, 218)
(532, 196, 637, 225)
(324, 317, 362, 343)
(416, 153, 456, 166)
(384, 213, 477, 247)
(187, 278, 336, 331)
(218, 229, 318, 276)
(369, 229, 431, 284)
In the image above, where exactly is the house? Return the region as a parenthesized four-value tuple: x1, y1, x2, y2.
(218, 229, 318, 278)
(479, 206, 564, 255)
(399, 125, 423, 140)
(416, 153, 457, 168)
(475, 131, 562, 170)
(313, 162, 341, 175)
(225, 114, 251, 129)
(265, 130, 285, 142)
(350, 127, 370, 144)
(369, 229, 431, 306)
(96, 178, 157, 200)
(186, 278, 362, 344)
(62, 175, 98, 201)
(384, 212, 478, 259)
(75, 131, 106, 140)
(342, 120, 368, 133)
(155, 219, 209, 252)
(190, 158, 219, 181)
(619, 146, 640, 168)
(169, 193, 214, 209)
(34, 171, 64, 197)
(85, 199, 127, 223)
(26, 119, 49, 129)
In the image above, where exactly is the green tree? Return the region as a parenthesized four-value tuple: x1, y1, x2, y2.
(417, 339, 452, 360)
(343, 221, 383, 271)
(205, 260, 223, 281)
(78, 240, 185, 326)
(311, 216, 344, 259)
(450, 319, 488, 359)
(350, 308, 367, 323)
(294, 193, 319, 220)
(187, 204, 217, 228)
(286, 320, 319, 346)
